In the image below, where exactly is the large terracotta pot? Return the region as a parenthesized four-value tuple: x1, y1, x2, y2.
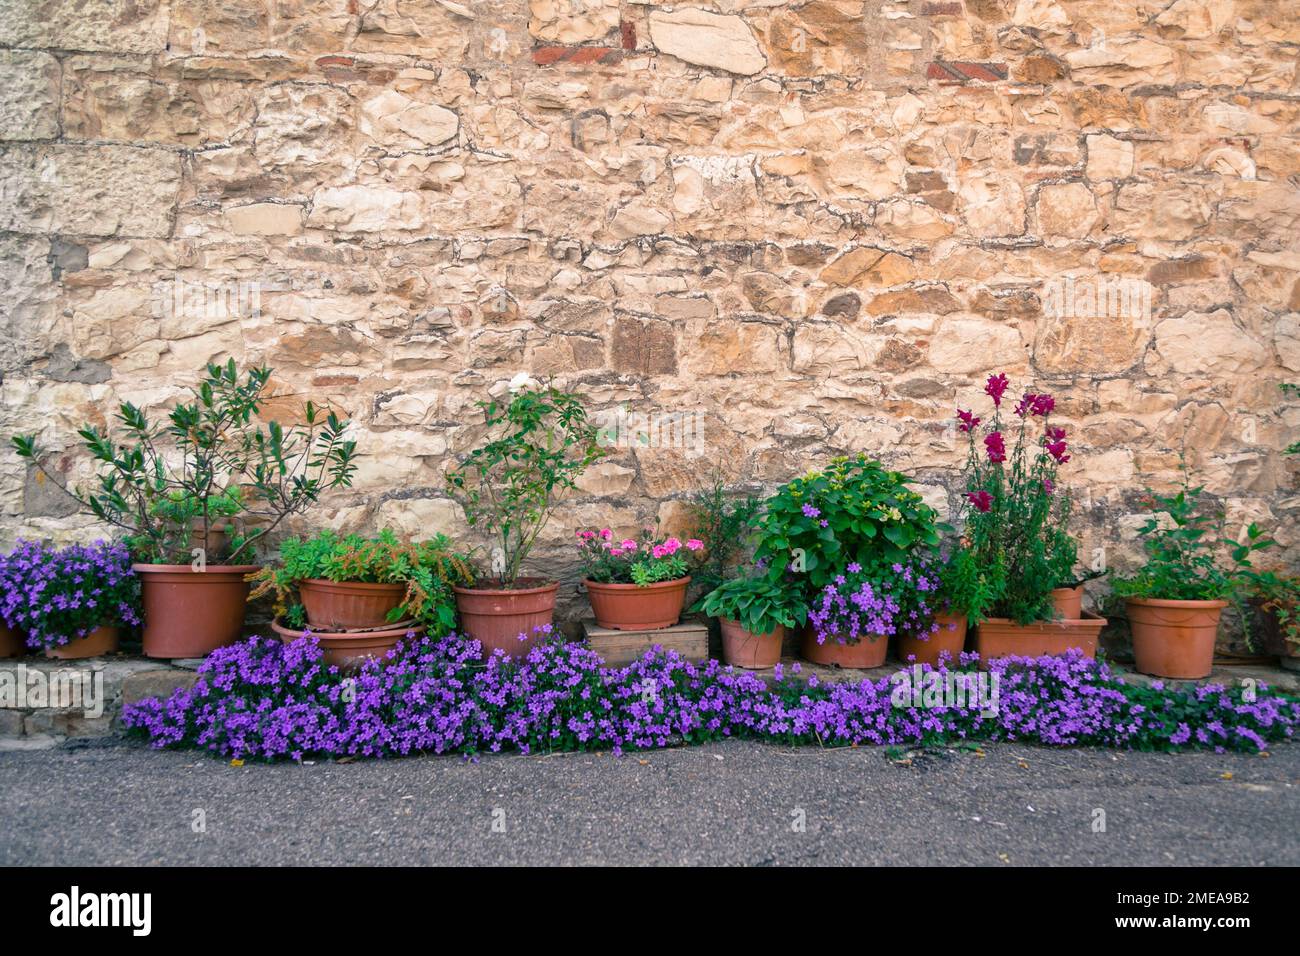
(133, 563, 259, 659)
(973, 612, 1106, 669)
(0, 622, 24, 658)
(1051, 585, 1084, 620)
(453, 579, 558, 660)
(584, 577, 689, 631)
(898, 613, 968, 668)
(800, 624, 888, 669)
(298, 578, 406, 630)
(45, 625, 120, 660)
(719, 618, 784, 669)
(271, 618, 421, 669)
(1127, 597, 1226, 679)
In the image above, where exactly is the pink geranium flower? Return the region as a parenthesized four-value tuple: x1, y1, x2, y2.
(685, 539, 703, 551)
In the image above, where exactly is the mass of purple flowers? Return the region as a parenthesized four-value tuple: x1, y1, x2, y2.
(122, 632, 1299, 762)
(0, 539, 140, 651)
(808, 558, 941, 647)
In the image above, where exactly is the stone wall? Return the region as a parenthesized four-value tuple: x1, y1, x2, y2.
(2, 0, 1299, 640)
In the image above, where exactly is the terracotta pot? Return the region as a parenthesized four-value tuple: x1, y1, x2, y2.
(453, 579, 558, 660)
(45, 625, 120, 660)
(584, 577, 689, 631)
(1051, 585, 1085, 620)
(898, 613, 968, 668)
(271, 618, 421, 669)
(799, 624, 888, 669)
(133, 563, 259, 659)
(719, 618, 784, 669)
(1127, 597, 1225, 679)
(973, 612, 1107, 669)
(298, 578, 407, 630)
(0, 622, 24, 658)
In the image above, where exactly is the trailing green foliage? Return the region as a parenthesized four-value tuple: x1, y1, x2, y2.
(247, 528, 473, 635)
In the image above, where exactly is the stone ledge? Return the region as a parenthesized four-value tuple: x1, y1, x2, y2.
(0, 656, 197, 742)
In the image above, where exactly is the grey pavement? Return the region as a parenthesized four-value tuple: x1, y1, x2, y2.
(1, 739, 1297, 866)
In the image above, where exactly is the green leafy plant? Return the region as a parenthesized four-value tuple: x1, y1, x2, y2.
(445, 381, 603, 588)
(751, 453, 940, 597)
(12, 361, 357, 565)
(1111, 475, 1273, 603)
(247, 528, 473, 635)
(693, 575, 807, 636)
(1283, 383, 1300, 457)
(686, 477, 760, 596)
(957, 373, 1075, 624)
(935, 544, 999, 626)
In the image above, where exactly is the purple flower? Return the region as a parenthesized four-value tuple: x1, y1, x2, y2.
(801, 503, 821, 519)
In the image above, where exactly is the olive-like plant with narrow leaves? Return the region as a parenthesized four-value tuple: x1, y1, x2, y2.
(12, 361, 357, 565)
(445, 381, 603, 587)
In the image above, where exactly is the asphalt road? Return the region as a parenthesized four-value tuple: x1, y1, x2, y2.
(1, 739, 1296, 866)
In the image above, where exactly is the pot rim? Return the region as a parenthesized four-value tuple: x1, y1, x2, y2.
(132, 562, 261, 574)
(270, 618, 424, 641)
(453, 580, 559, 597)
(977, 610, 1108, 630)
(1124, 597, 1230, 610)
(299, 577, 407, 591)
(583, 576, 691, 591)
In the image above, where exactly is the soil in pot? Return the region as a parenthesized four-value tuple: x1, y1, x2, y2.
(0, 623, 23, 658)
(897, 613, 968, 668)
(453, 578, 558, 660)
(45, 625, 120, 660)
(271, 618, 422, 669)
(973, 612, 1106, 669)
(1127, 597, 1225, 679)
(584, 577, 689, 631)
(134, 563, 259, 659)
(1050, 585, 1084, 621)
(298, 579, 407, 630)
(719, 618, 784, 669)
(800, 624, 888, 669)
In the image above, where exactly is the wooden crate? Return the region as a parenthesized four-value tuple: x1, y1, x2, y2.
(581, 619, 710, 666)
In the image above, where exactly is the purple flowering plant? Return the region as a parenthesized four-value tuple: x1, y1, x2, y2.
(123, 632, 1299, 761)
(808, 557, 942, 647)
(0, 539, 140, 651)
(956, 372, 1078, 624)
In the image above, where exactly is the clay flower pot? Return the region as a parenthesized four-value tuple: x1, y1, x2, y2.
(0, 622, 23, 658)
(800, 624, 888, 669)
(453, 579, 559, 660)
(1126, 597, 1226, 679)
(271, 618, 421, 669)
(298, 579, 407, 630)
(719, 618, 784, 669)
(133, 563, 260, 659)
(45, 625, 120, 660)
(897, 613, 968, 668)
(973, 612, 1106, 669)
(1051, 585, 1085, 620)
(584, 577, 689, 631)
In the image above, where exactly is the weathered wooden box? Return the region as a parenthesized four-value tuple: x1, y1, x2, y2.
(581, 619, 710, 666)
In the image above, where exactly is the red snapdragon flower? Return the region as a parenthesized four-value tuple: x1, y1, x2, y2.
(956, 408, 981, 433)
(1045, 440, 1070, 464)
(967, 490, 993, 513)
(985, 431, 1007, 463)
(985, 372, 1010, 407)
